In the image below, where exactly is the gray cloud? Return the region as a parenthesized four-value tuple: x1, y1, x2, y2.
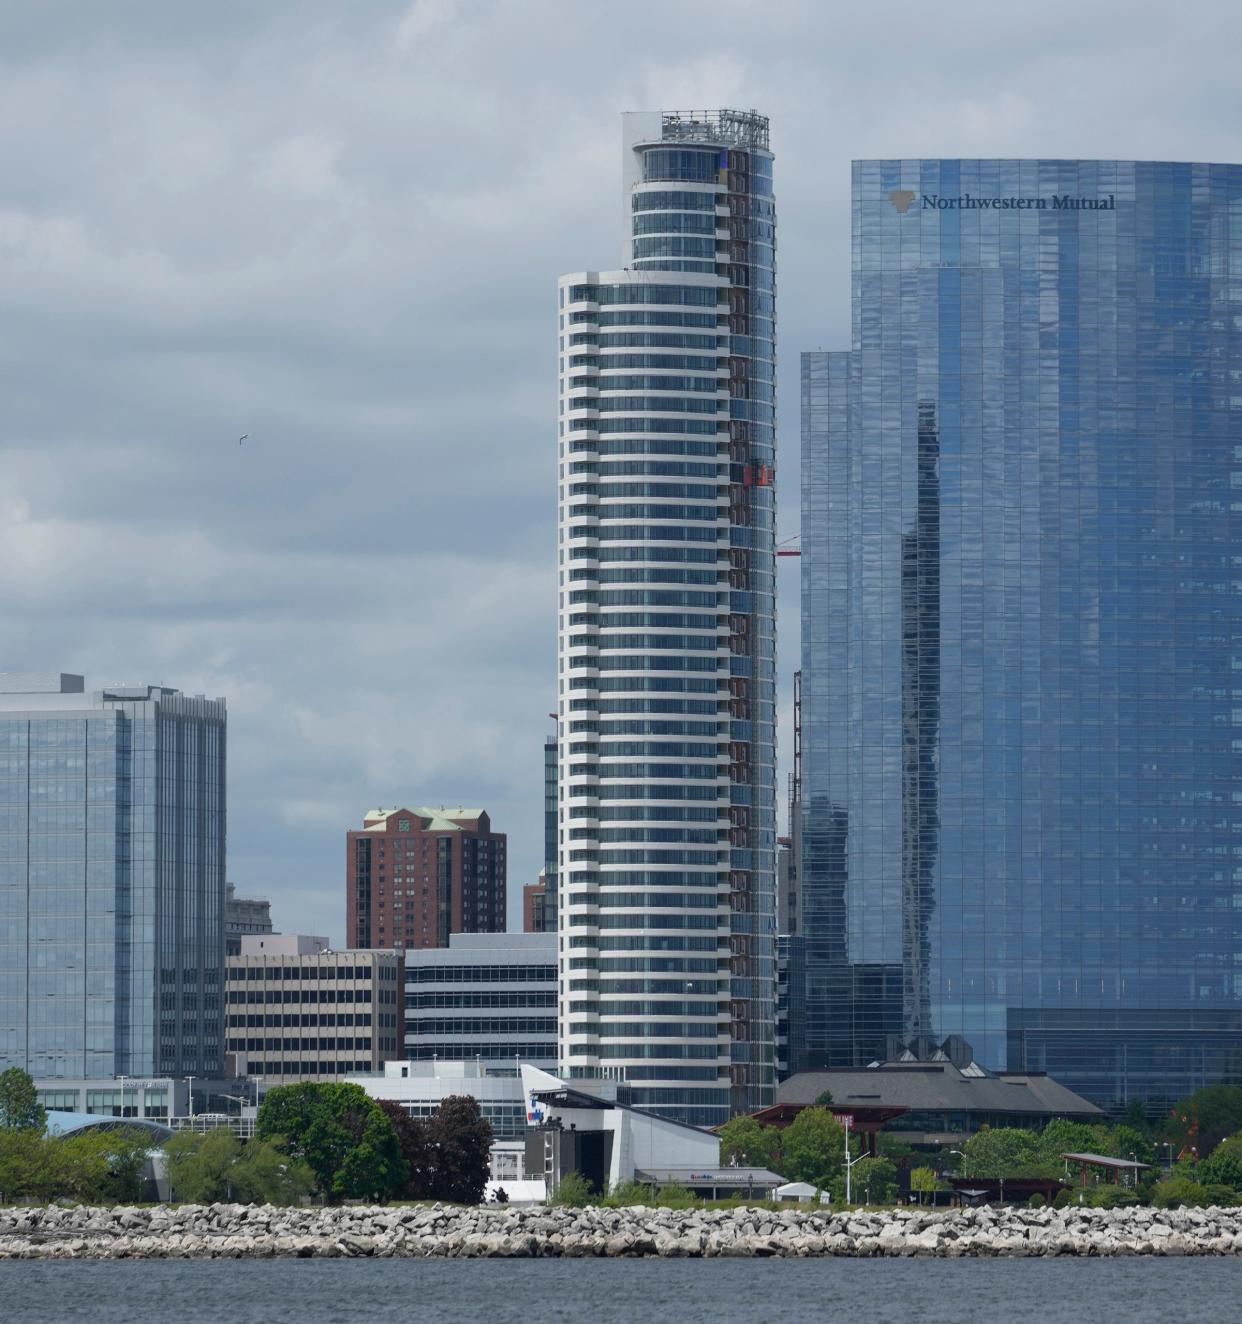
(3, 0, 1240, 940)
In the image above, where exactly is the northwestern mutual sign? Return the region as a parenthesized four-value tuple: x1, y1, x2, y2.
(908, 192, 1117, 212)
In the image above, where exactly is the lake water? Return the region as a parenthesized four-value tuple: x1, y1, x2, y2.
(4, 1256, 1241, 1323)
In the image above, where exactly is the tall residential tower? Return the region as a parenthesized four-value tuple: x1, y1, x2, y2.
(802, 160, 1242, 1109)
(557, 110, 778, 1125)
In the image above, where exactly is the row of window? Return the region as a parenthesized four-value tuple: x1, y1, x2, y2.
(409, 1018, 556, 1035)
(405, 964, 557, 983)
(243, 1061, 374, 1076)
(227, 988, 376, 1004)
(567, 284, 720, 306)
(227, 965, 392, 982)
(229, 1036, 375, 1051)
(406, 991, 556, 1008)
(226, 1013, 374, 1027)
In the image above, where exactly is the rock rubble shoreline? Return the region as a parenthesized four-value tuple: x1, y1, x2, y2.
(3, 1203, 1242, 1259)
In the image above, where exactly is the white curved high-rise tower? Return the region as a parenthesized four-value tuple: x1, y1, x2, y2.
(556, 110, 777, 1126)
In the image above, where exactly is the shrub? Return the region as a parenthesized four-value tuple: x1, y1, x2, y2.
(654, 1180, 696, 1208)
(1081, 1187, 1139, 1209)
(1200, 1135, 1242, 1190)
(605, 1178, 655, 1207)
(1151, 1176, 1210, 1209)
(552, 1170, 594, 1207)
(1027, 1193, 1046, 1208)
(1202, 1184, 1241, 1208)
(1052, 1189, 1073, 1209)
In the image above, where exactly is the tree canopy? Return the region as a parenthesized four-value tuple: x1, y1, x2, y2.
(426, 1095, 492, 1205)
(0, 1125, 152, 1203)
(164, 1128, 312, 1205)
(1167, 1085, 1242, 1158)
(778, 1106, 850, 1187)
(370, 1096, 492, 1204)
(718, 1115, 780, 1169)
(1199, 1134, 1242, 1191)
(0, 1068, 45, 1132)
(256, 1082, 406, 1202)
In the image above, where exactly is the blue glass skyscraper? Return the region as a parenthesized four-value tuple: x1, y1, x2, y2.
(802, 160, 1242, 1109)
(0, 673, 227, 1079)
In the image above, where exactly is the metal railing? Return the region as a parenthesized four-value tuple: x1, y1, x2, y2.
(661, 109, 769, 151)
(167, 1114, 257, 1139)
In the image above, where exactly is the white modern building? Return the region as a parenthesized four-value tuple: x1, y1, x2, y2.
(556, 110, 779, 1127)
(348, 1058, 732, 1202)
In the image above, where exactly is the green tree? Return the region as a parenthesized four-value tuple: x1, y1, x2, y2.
(165, 1128, 248, 1203)
(0, 1127, 46, 1202)
(1200, 1134, 1242, 1190)
(376, 1100, 435, 1199)
(777, 1106, 848, 1187)
(851, 1156, 897, 1205)
(0, 1067, 45, 1132)
(910, 1166, 941, 1200)
(166, 1129, 312, 1205)
(718, 1115, 779, 1169)
(814, 1089, 834, 1106)
(426, 1095, 492, 1205)
(1038, 1119, 1101, 1160)
(1166, 1084, 1242, 1157)
(1107, 1124, 1155, 1169)
(1121, 1099, 1151, 1134)
(257, 1082, 406, 1202)
(1151, 1176, 1209, 1209)
(961, 1126, 1058, 1180)
(233, 1138, 314, 1205)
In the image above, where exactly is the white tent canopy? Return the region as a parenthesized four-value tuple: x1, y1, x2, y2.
(775, 1181, 818, 1200)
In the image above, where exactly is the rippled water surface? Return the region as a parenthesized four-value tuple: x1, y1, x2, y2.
(5, 1256, 1242, 1323)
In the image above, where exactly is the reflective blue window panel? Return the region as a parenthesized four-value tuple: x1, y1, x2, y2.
(801, 160, 1242, 1111)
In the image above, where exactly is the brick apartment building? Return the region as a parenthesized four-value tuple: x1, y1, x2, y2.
(347, 807, 506, 952)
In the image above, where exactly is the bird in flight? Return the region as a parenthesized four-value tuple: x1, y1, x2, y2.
(238, 434, 249, 445)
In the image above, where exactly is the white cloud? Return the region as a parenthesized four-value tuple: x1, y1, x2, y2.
(2, 0, 1240, 941)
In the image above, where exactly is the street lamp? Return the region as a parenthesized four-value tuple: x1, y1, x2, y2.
(186, 1075, 196, 1121)
(117, 1074, 128, 1119)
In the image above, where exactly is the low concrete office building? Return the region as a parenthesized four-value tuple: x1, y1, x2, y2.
(403, 932, 556, 1070)
(226, 937, 403, 1085)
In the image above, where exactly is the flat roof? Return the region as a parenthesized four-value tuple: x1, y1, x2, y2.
(1061, 1152, 1152, 1170)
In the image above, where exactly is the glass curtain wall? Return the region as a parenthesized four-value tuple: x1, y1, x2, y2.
(802, 160, 1242, 1109)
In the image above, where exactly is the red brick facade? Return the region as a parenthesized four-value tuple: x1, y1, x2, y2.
(347, 807, 506, 952)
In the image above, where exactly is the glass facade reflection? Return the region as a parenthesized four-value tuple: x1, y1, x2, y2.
(802, 160, 1242, 1109)
(0, 675, 226, 1078)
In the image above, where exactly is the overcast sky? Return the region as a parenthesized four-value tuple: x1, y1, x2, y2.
(4, 0, 1241, 943)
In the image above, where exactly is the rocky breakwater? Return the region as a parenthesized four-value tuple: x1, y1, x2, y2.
(2, 1203, 1242, 1259)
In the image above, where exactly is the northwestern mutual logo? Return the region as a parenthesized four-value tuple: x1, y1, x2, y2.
(890, 190, 1116, 213)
